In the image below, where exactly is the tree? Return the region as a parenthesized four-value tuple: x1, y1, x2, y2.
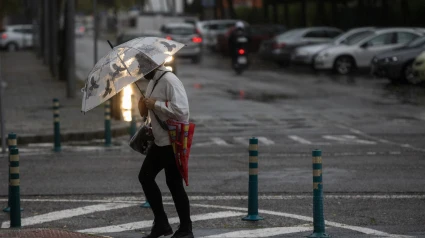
(0, 0, 24, 29)
(226, 0, 237, 19)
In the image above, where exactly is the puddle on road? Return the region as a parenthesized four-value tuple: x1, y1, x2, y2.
(380, 83, 425, 106)
(226, 89, 296, 103)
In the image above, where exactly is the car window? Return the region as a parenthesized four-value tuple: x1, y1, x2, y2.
(326, 30, 342, 38)
(366, 33, 394, 47)
(397, 32, 418, 44)
(164, 27, 195, 35)
(276, 29, 304, 41)
(304, 30, 326, 38)
(208, 24, 218, 30)
(406, 36, 425, 48)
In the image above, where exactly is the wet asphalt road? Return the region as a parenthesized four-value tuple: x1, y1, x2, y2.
(1, 36, 425, 237)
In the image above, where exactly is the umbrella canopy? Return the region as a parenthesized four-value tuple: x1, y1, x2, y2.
(81, 37, 185, 112)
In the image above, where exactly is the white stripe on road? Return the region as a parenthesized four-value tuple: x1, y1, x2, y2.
(0, 194, 424, 205)
(336, 124, 425, 152)
(78, 211, 245, 234)
(288, 135, 313, 144)
(211, 137, 232, 146)
(201, 226, 312, 238)
(1, 203, 134, 228)
(180, 203, 412, 238)
(257, 137, 275, 145)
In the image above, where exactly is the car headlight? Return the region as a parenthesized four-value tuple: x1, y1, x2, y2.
(384, 56, 398, 63)
(315, 52, 330, 61)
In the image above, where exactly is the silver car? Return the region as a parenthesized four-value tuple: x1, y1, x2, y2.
(259, 27, 343, 66)
(314, 28, 424, 75)
(196, 19, 240, 50)
(160, 23, 203, 63)
(0, 25, 33, 51)
(291, 27, 375, 65)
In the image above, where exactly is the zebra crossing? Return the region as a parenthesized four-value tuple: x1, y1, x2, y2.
(0, 196, 414, 238)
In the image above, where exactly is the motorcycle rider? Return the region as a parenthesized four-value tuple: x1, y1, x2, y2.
(228, 21, 250, 67)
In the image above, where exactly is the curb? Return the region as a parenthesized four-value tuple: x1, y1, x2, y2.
(1, 126, 130, 145)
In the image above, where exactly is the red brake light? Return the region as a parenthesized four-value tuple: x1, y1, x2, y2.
(166, 36, 172, 40)
(1, 33, 7, 39)
(192, 36, 202, 43)
(272, 42, 285, 49)
(238, 49, 245, 55)
(79, 26, 85, 32)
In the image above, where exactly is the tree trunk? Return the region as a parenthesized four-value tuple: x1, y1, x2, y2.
(401, 0, 408, 26)
(226, 0, 237, 19)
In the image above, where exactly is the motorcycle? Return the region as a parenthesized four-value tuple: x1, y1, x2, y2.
(233, 36, 249, 75)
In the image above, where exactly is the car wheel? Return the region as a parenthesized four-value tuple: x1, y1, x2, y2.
(403, 62, 418, 84)
(6, 42, 19, 52)
(333, 56, 354, 75)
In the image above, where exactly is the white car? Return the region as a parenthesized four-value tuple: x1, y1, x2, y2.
(314, 28, 424, 75)
(291, 27, 375, 65)
(0, 25, 33, 51)
(195, 19, 244, 50)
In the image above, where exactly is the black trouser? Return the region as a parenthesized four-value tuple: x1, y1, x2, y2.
(139, 144, 191, 228)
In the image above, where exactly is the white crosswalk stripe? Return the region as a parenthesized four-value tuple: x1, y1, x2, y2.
(200, 226, 312, 238)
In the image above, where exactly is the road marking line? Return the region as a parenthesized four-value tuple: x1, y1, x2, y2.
(322, 135, 376, 145)
(78, 211, 245, 234)
(336, 124, 425, 152)
(233, 137, 249, 145)
(181, 203, 412, 238)
(0, 194, 424, 205)
(200, 226, 312, 238)
(257, 137, 275, 145)
(288, 135, 312, 144)
(0, 203, 134, 228)
(211, 137, 232, 146)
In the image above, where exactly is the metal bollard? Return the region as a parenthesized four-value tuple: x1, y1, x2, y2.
(9, 148, 21, 227)
(53, 99, 61, 152)
(140, 201, 151, 208)
(105, 100, 111, 147)
(308, 149, 329, 238)
(130, 95, 137, 138)
(3, 133, 17, 213)
(242, 137, 263, 221)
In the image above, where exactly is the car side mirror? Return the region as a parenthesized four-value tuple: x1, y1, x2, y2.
(361, 42, 369, 48)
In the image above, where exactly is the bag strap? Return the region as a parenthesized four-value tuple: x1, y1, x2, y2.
(149, 71, 169, 131)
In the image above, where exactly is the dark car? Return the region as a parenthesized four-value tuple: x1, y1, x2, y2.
(259, 27, 343, 66)
(216, 24, 285, 56)
(371, 35, 425, 83)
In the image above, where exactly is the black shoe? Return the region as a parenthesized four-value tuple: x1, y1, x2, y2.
(142, 221, 173, 238)
(171, 224, 194, 238)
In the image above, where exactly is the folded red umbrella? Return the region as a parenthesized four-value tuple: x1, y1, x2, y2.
(167, 119, 195, 186)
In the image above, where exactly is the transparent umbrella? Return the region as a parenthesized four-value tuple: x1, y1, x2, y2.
(81, 37, 185, 112)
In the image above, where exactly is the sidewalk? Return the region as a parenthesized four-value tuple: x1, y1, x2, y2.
(0, 51, 131, 144)
(0, 228, 110, 238)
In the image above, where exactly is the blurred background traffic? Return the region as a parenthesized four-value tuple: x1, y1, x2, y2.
(1, 0, 425, 120)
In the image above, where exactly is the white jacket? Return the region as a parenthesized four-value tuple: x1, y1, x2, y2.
(146, 66, 190, 146)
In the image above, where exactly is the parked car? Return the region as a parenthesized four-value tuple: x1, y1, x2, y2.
(195, 19, 242, 50)
(371, 36, 425, 83)
(291, 27, 375, 65)
(412, 51, 425, 82)
(314, 28, 424, 75)
(259, 27, 343, 66)
(75, 24, 86, 38)
(0, 24, 33, 51)
(216, 24, 286, 56)
(160, 22, 203, 63)
(115, 30, 177, 74)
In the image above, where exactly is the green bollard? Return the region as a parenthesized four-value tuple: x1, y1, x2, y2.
(3, 133, 17, 213)
(140, 201, 151, 208)
(242, 137, 263, 221)
(308, 150, 330, 238)
(105, 100, 112, 147)
(9, 148, 21, 228)
(53, 99, 61, 152)
(129, 95, 137, 138)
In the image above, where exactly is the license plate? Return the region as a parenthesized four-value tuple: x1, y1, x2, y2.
(238, 57, 247, 64)
(237, 37, 248, 43)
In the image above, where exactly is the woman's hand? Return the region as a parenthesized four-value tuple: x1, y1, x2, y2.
(144, 98, 157, 110)
(138, 97, 148, 117)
